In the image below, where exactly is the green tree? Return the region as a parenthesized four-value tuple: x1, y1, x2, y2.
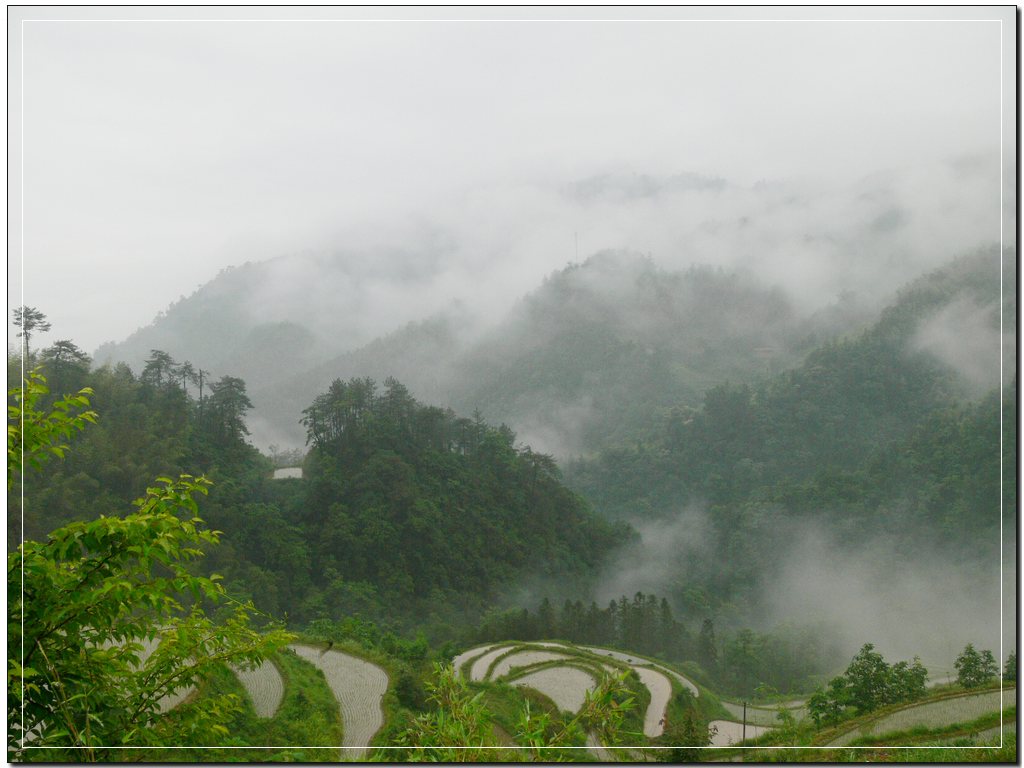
(39, 340, 91, 394)
(206, 375, 253, 444)
(1004, 652, 1016, 682)
(887, 657, 928, 703)
(7, 370, 96, 490)
(843, 643, 890, 713)
(12, 306, 51, 363)
(177, 360, 198, 397)
(697, 618, 718, 671)
(537, 597, 556, 638)
(807, 675, 850, 728)
(387, 663, 636, 762)
(955, 644, 998, 689)
(655, 709, 716, 762)
(140, 349, 177, 389)
(7, 372, 293, 760)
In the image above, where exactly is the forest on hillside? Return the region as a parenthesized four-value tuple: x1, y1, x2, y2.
(8, 247, 1014, 762)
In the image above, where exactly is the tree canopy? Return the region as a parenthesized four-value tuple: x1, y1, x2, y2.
(7, 372, 292, 761)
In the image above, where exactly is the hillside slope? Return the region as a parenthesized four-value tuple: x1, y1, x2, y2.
(246, 251, 861, 453)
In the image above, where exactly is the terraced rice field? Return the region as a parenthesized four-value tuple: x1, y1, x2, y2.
(291, 644, 389, 758)
(510, 666, 598, 713)
(452, 643, 498, 676)
(633, 667, 672, 737)
(582, 646, 700, 698)
(456, 640, 699, 740)
(973, 722, 1017, 743)
(825, 689, 1017, 747)
(134, 635, 196, 712)
(470, 645, 518, 681)
(708, 719, 772, 746)
(721, 700, 807, 726)
(230, 660, 284, 718)
(490, 650, 573, 679)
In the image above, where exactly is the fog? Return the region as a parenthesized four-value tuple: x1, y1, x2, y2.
(913, 296, 1004, 397)
(9, 10, 1014, 355)
(762, 525, 1013, 675)
(9, 9, 1015, 690)
(595, 507, 1014, 676)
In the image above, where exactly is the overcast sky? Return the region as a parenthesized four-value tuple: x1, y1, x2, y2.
(8, 8, 1015, 353)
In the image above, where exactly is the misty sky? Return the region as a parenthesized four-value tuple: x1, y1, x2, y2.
(8, 8, 1015, 353)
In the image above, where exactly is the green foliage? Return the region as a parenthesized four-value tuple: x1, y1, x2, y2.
(807, 644, 928, 727)
(654, 709, 716, 762)
(160, 652, 341, 762)
(473, 592, 690, 661)
(384, 662, 636, 762)
(8, 475, 294, 760)
(13, 306, 52, 362)
(7, 373, 293, 760)
(564, 250, 1005, 646)
(1003, 651, 1016, 682)
(954, 644, 998, 689)
(304, 616, 429, 663)
(8, 370, 97, 491)
(288, 376, 623, 626)
(697, 619, 718, 671)
(12, 352, 268, 544)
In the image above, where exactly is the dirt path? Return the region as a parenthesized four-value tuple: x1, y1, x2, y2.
(290, 644, 389, 758)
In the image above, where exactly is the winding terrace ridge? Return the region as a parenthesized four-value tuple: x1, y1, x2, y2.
(452, 643, 499, 677)
(510, 665, 598, 713)
(469, 644, 517, 681)
(823, 688, 1017, 748)
(490, 649, 574, 679)
(633, 666, 673, 738)
(290, 643, 389, 758)
(230, 660, 285, 719)
(581, 645, 700, 698)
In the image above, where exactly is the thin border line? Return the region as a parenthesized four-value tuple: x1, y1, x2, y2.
(20, 15, 27, 750)
(998, 15, 1003, 749)
(13, 12, 1011, 754)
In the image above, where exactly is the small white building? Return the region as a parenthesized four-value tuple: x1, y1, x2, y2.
(272, 467, 302, 480)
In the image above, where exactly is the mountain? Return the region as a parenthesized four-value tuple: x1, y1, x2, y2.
(562, 246, 1012, 639)
(246, 251, 865, 454)
(93, 242, 460, 395)
(189, 376, 630, 629)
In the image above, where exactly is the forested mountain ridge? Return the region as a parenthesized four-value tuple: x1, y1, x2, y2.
(92, 242, 461, 396)
(283, 376, 626, 622)
(11, 342, 626, 633)
(95, 259, 327, 385)
(244, 251, 870, 453)
(247, 313, 469, 449)
(564, 246, 1011, 626)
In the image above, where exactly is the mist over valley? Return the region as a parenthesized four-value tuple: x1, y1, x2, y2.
(10, 11, 1015, 762)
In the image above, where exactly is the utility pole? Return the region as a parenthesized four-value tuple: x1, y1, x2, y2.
(742, 702, 747, 743)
